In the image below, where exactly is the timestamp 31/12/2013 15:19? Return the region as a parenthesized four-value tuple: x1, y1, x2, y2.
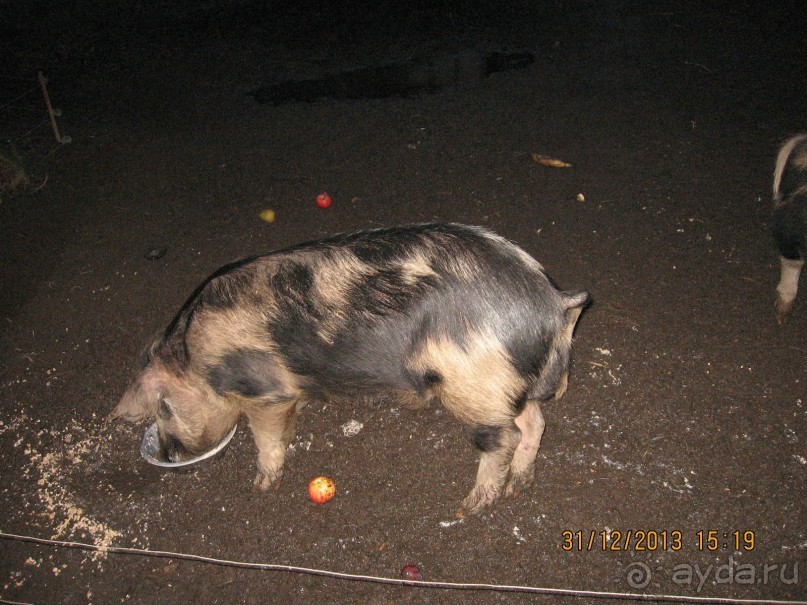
(561, 530, 756, 552)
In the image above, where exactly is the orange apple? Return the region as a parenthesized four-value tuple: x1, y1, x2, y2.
(308, 476, 336, 504)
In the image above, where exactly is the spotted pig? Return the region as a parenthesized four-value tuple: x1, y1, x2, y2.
(772, 134, 807, 324)
(110, 223, 590, 516)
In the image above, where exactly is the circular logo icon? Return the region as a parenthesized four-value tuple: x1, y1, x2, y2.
(626, 562, 652, 589)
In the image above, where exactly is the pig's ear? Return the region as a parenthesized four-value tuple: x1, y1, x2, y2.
(108, 370, 161, 422)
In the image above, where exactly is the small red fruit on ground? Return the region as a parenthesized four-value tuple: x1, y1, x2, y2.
(400, 564, 423, 581)
(316, 192, 333, 208)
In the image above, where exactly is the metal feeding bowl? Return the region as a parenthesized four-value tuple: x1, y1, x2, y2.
(140, 422, 238, 468)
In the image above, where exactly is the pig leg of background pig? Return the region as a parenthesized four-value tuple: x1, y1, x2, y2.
(458, 424, 521, 517)
(776, 256, 804, 324)
(504, 400, 545, 498)
(247, 400, 300, 491)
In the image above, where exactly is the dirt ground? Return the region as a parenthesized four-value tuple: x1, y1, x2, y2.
(1, 1, 805, 604)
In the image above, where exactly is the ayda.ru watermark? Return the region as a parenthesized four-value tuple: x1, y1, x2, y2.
(625, 558, 800, 592)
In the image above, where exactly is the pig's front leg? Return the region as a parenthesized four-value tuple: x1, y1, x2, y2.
(247, 400, 300, 491)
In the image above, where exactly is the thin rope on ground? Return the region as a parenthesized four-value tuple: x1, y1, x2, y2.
(0, 73, 38, 82)
(0, 87, 41, 112)
(6, 118, 51, 142)
(0, 531, 804, 605)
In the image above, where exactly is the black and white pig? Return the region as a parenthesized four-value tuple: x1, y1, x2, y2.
(110, 223, 589, 516)
(772, 134, 807, 324)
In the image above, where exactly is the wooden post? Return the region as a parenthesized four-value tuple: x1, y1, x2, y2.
(38, 71, 69, 144)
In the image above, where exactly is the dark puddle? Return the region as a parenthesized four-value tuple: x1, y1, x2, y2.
(254, 51, 535, 105)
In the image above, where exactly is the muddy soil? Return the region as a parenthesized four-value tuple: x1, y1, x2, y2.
(1, 1, 805, 604)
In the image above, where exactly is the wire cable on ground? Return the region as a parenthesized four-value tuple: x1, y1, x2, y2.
(0, 531, 804, 605)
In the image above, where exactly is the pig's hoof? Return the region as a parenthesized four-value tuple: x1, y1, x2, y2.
(775, 298, 795, 324)
(459, 485, 499, 517)
(252, 469, 282, 492)
(504, 470, 534, 499)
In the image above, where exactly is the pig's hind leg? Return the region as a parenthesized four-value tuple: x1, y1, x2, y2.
(408, 329, 528, 516)
(775, 256, 804, 324)
(504, 400, 545, 498)
(458, 422, 522, 517)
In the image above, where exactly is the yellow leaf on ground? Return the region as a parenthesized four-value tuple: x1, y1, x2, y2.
(531, 153, 573, 168)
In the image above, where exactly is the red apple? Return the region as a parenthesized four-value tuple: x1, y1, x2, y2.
(316, 192, 333, 208)
(400, 564, 423, 581)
